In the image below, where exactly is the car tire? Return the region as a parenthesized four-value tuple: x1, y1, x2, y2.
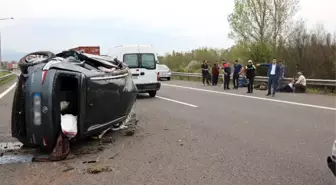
(19, 51, 55, 74)
(148, 90, 157, 97)
(167, 77, 171, 81)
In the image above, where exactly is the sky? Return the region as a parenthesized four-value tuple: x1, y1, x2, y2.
(0, 0, 335, 57)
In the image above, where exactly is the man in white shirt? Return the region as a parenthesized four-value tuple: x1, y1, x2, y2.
(293, 72, 306, 93)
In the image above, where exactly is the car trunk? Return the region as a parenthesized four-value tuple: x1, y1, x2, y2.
(30, 72, 80, 152)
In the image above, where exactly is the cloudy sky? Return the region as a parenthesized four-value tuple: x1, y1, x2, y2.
(0, 0, 335, 56)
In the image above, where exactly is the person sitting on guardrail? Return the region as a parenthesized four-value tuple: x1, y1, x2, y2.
(201, 60, 210, 85)
(293, 72, 306, 93)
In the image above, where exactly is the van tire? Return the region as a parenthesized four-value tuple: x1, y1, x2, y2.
(167, 77, 171, 81)
(148, 91, 157, 97)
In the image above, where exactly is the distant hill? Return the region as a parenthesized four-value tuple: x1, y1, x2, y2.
(1, 50, 26, 62)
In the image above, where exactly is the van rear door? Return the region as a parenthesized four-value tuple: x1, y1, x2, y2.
(123, 53, 157, 84)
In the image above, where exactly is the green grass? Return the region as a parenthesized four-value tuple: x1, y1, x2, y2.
(0, 71, 10, 77)
(0, 74, 17, 87)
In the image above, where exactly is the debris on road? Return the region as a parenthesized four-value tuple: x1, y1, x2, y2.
(109, 152, 119, 159)
(62, 167, 75, 173)
(125, 130, 135, 136)
(100, 137, 116, 144)
(82, 160, 97, 164)
(86, 166, 113, 174)
(0, 154, 34, 165)
(0, 142, 23, 152)
(33, 133, 70, 162)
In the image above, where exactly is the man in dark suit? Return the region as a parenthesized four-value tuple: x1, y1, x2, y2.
(257, 58, 281, 97)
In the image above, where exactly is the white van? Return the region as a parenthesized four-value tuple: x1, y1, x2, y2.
(107, 45, 160, 97)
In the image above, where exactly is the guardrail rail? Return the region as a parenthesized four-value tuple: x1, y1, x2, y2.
(0, 72, 16, 83)
(171, 72, 336, 92)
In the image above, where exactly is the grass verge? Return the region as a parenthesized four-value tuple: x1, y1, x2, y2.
(0, 74, 17, 87)
(0, 71, 10, 77)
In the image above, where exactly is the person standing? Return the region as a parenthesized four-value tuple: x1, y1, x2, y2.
(242, 60, 256, 93)
(212, 63, 219, 85)
(277, 60, 285, 91)
(201, 60, 210, 85)
(233, 60, 242, 89)
(223, 61, 231, 90)
(257, 58, 281, 97)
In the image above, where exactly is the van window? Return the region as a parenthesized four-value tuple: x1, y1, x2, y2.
(124, 54, 138, 68)
(141, 54, 155, 69)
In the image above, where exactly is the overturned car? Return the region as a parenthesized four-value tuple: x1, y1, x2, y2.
(11, 50, 137, 156)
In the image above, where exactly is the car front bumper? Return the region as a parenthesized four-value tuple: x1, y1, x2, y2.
(136, 82, 161, 92)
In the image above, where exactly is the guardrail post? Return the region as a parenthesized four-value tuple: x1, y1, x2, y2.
(188, 70, 190, 81)
(324, 86, 328, 94)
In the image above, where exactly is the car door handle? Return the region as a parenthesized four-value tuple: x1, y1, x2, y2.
(140, 72, 145, 75)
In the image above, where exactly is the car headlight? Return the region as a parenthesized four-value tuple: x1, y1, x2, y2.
(33, 93, 42, 126)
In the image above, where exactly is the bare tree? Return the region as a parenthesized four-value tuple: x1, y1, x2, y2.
(228, 0, 272, 44)
(267, 0, 300, 55)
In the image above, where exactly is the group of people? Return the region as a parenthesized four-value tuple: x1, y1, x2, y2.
(201, 58, 307, 96)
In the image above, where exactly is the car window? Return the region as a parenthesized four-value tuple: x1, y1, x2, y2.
(141, 54, 155, 69)
(123, 54, 138, 68)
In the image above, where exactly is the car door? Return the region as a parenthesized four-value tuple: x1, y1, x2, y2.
(84, 73, 126, 133)
(138, 53, 157, 84)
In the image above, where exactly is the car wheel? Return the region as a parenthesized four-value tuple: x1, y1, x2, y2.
(167, 77, 171, 81)
(19, 51, 55, 74)
(148, 90, 157, 97)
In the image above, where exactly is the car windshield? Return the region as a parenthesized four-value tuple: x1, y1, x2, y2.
(123, 53, 156, 69)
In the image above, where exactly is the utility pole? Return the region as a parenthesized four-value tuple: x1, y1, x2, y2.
(0, 17, 14, 66)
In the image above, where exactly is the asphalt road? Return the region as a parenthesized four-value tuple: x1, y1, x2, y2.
(0, 80, 335, 185)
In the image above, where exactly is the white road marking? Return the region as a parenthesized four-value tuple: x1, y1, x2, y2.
(156, 96, 198, 108)
(162, 84, 336, 111)
(0, 83, 17, 100)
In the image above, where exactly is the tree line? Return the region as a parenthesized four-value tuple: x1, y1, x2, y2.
(158, 0, 335, 79)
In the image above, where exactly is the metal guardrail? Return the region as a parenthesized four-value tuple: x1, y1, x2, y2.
(0, 72, 15, 82)
(171, 72, 336, 88)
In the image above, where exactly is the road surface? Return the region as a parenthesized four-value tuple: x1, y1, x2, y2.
(0, 80, 335, 185)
